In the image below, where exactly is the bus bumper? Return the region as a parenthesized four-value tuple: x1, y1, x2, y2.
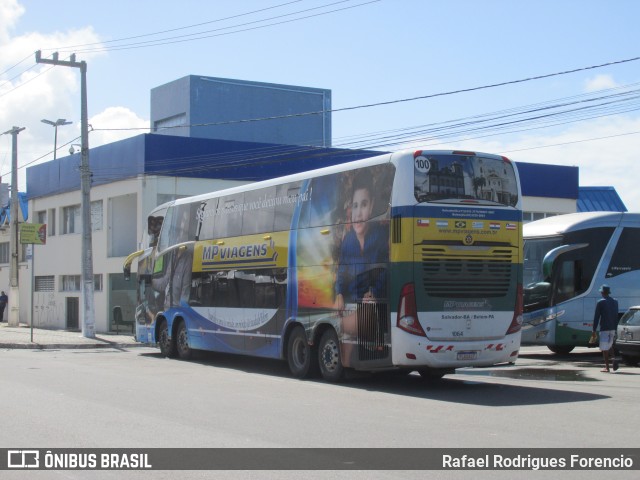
(391, 326, 521, 368)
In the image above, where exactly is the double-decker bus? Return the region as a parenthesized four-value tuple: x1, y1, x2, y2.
(124, 149, 523, 381)
(522, 212, 639, 353)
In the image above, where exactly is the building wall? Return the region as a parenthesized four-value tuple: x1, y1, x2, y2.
(522, 196, 577, 223)
(151, 76, 332, 147)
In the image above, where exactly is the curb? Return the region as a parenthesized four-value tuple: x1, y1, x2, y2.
(0, 342, 150, 350)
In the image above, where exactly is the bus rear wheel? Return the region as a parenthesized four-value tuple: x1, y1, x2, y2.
(176, 321, 192, 360)
(318, 329, 344, 382)
(287, 326, 318, 378)
(548, 345, 575, 354)
(158, 320, 177, 358)
(418, 369, 448, 382)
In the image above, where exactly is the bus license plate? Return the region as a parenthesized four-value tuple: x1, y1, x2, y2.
(457, 351, 478, 361)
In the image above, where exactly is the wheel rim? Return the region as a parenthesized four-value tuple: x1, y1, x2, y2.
(321, 338, 340, 373)
(177, 325, 188, 354)
(291, 336, 307, 369)
(159, 325, 169, 350)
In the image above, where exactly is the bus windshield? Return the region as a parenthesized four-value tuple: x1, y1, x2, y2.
(523, 236, 562, 312)
(414, 152, 518, 206)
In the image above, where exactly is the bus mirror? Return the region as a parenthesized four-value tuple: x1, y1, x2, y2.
(542, 243, 588, 279)
(122, 249, 145, 282)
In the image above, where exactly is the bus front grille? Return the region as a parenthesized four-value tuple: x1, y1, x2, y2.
(421, 247, 514, 298)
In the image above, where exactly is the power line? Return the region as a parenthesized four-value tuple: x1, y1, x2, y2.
(52, 1, 380, 54)
(0, 52, 35, 79)
(0, 1, 379, 101)
(45, 0, 305, 50)
(499, 130, 640, 154)
(6, 79, 640, 181)
(94, 55, 640, 134)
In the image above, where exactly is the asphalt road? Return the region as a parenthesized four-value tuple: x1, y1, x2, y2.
(1, 345, 638, 480)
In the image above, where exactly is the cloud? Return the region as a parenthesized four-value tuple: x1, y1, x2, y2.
(0, 0, 149, 186)
(0, 0, 24, 44)
(90, 107, 149, 147)
(584, 74, 619, 92)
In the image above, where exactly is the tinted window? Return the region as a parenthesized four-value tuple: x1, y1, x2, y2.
(213, 193, 244, 238)
(274, 181, 309, 231)
(550, 227, 615, 304)
(414, 153, 518, 206)
(192, 268, 287, 309)
(242, 187, 276, 235)
(606, 227, 640, 278)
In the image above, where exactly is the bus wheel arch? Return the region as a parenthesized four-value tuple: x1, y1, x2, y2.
(286, 323, 318, 379)
(157, 317, 177, 358)
(175, 318, 192, 360)
(317, 327, 344, 382)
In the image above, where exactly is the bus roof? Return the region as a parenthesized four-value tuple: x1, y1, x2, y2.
(524, 211, 640, 238)
(149, 148, 516, 215)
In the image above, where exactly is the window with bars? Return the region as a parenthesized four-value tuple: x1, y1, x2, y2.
(35, 276, 55, 292)
(0, 242, 8, 264)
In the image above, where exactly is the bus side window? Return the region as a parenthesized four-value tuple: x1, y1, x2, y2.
(274, 182, 307, 231)
(147, 216, 163, 248)
(214, 193, 244, 238)
(554, 259, 584, 304)
(606, 227, 640, 278)
(243, 187, 276, 235)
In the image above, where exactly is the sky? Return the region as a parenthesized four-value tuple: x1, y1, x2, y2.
(1, 0, 639, 209)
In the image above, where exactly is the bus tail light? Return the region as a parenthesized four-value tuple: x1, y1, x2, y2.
(397, 283, 426, 337)
(506, 283, 524, 335)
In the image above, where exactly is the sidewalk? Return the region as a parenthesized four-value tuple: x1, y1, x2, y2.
(0, 322, 145, 349)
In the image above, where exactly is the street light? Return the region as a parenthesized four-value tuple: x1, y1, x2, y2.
(41, 118, 72, 160)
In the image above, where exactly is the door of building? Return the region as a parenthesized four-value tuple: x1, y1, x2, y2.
(66, 297, 79, 331)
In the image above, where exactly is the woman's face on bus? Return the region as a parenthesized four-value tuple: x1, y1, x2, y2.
(351, 187, 373, 236)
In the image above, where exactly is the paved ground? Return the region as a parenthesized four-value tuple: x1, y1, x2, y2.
(0, 322, 143, 349)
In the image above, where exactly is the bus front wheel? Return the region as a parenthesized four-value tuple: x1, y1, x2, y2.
(318, 329, 344, 382)
(158, 320, 177, 358)
(287, 326, 318, 378)
(176, 321, 192, 360)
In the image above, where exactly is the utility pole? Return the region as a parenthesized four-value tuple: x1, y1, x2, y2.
(36, 51, 95, 338)
(1, 126, 24, 327)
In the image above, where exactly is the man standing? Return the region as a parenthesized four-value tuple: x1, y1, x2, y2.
(593, 285, 619, 372)
(0, 291, 7, 322)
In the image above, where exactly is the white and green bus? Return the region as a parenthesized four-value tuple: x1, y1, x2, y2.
(522, 212, 640, 353)
(124, 149, 523, 381)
